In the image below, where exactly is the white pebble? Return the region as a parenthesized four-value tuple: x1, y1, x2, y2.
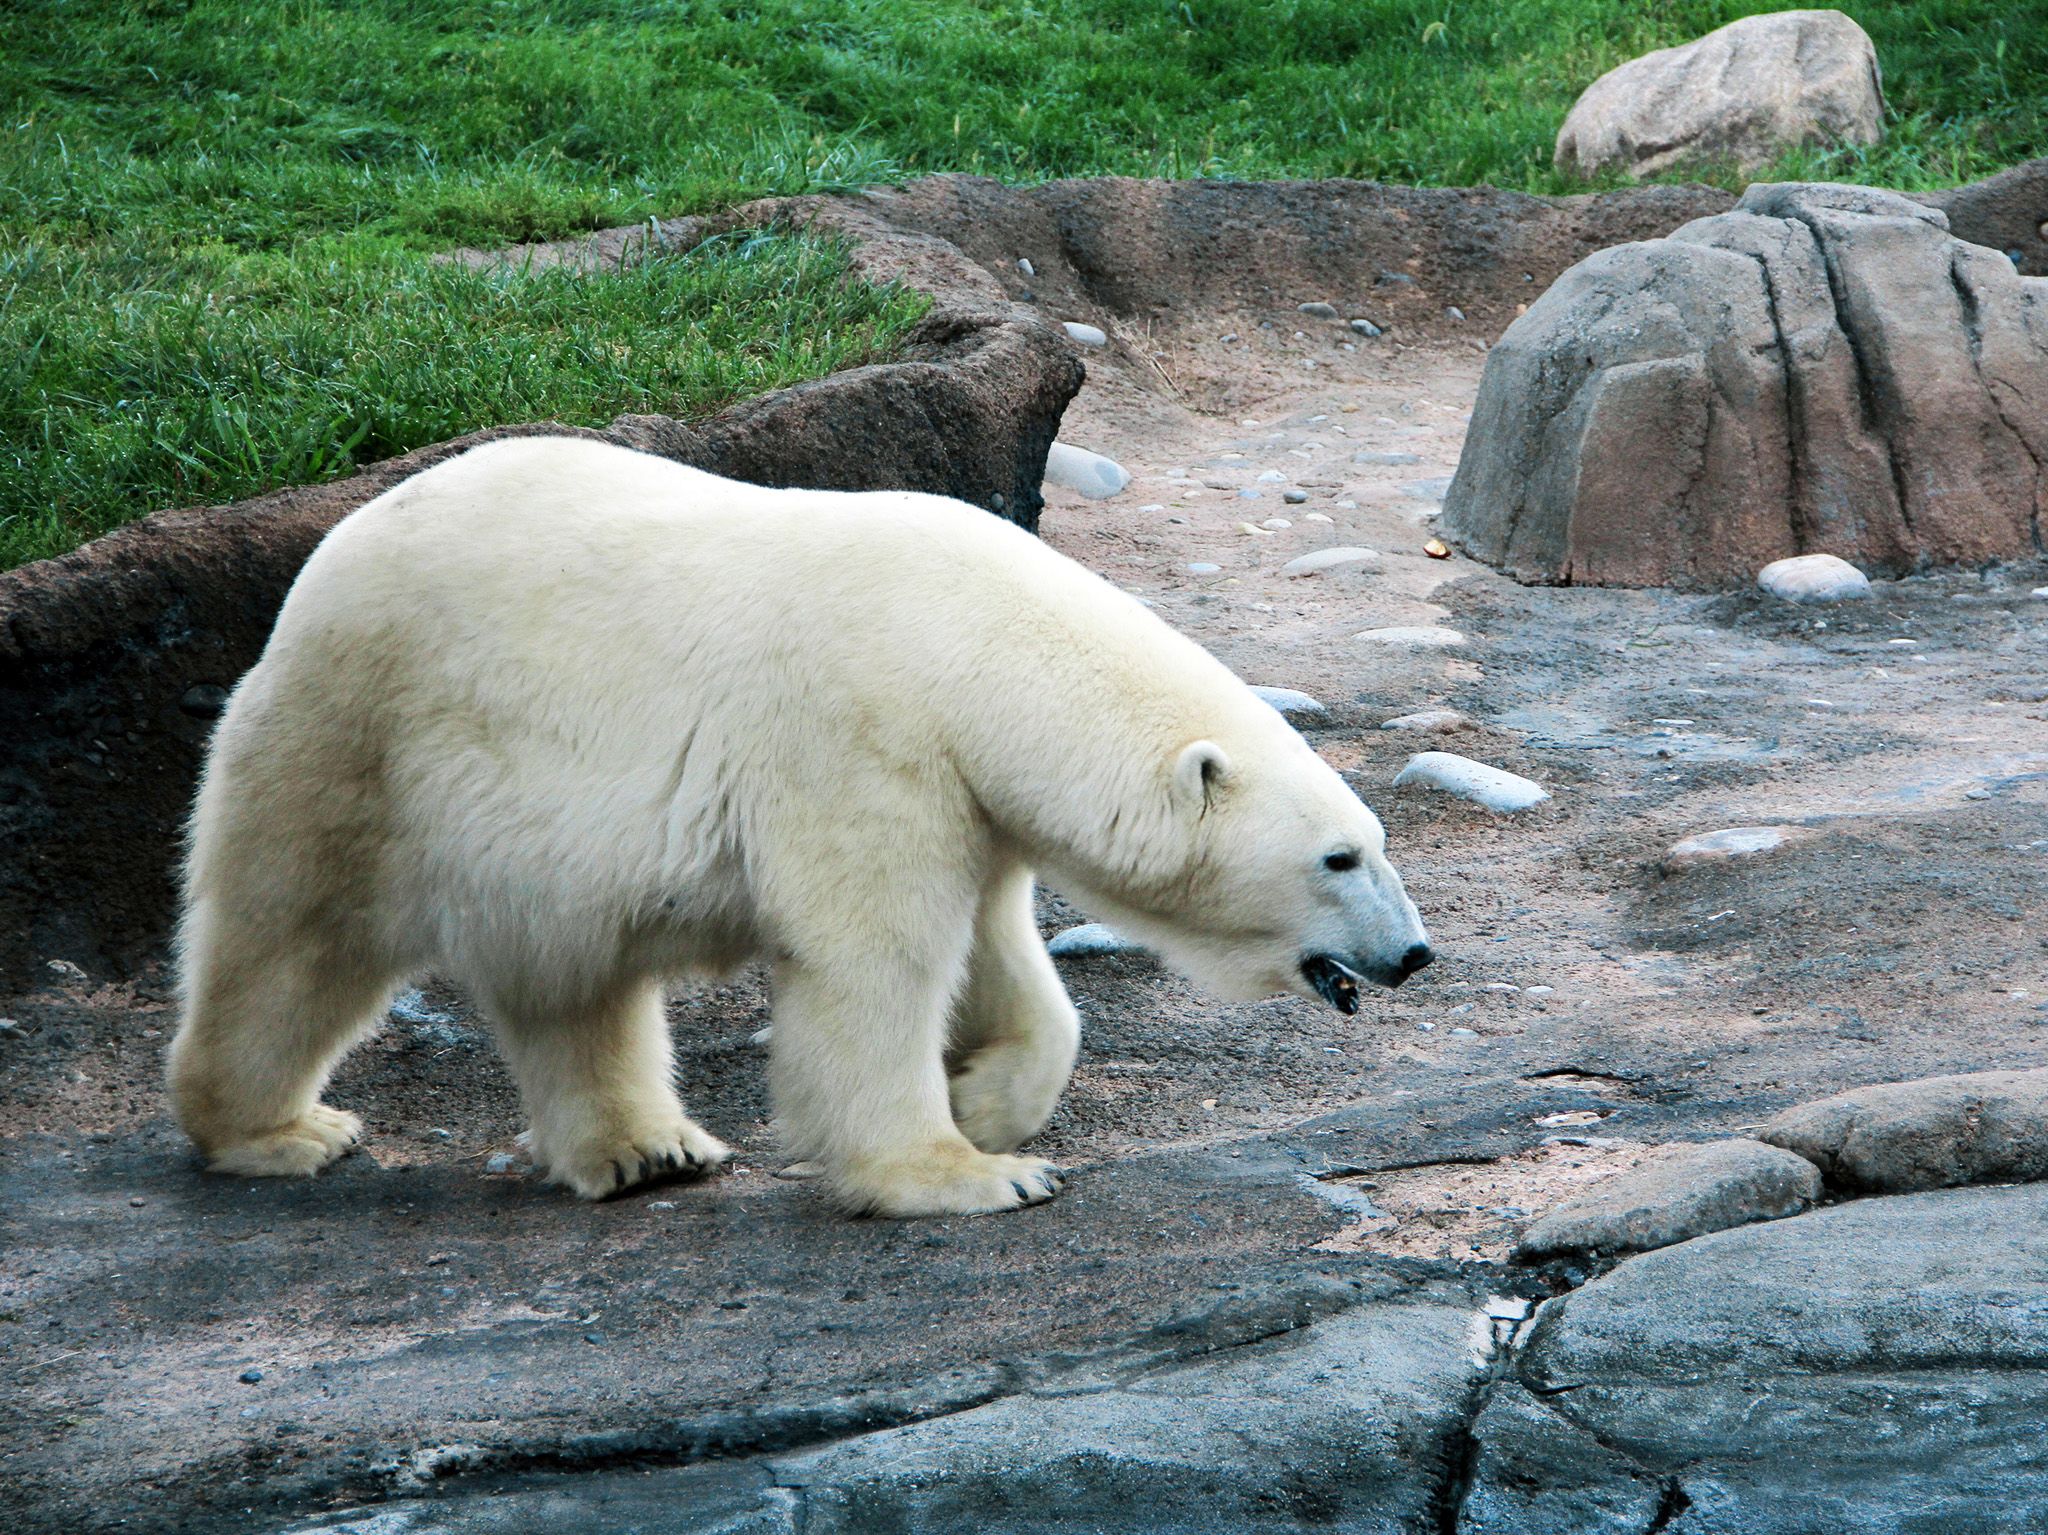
(1261, 517, 1293, 530)
(1304, 512, 1335, 523)
(1298, 301, 1340, 320)
(1139, 503, 1165, 513)
(1047, 923, 1144, 958)
(1043, 442, 1130, 499)
(1249, 685, 1326, 719)
(1256, 469, 1287, 483)
(1380, 708, 1466, 731)
(1062, 321, 1107, 347)
(1283, 546, 1378, 577)
(1017, 258, 1035, 277)
(2032, 587, 2048, 600)
(1663, 826, 1807, 868)
(1392, 752, 1548, 812)
(1355, 625, 1465, 649)
(1239, 521, 1273, 536)
(1757, 553, 1870, 603)
(1188, 561, 1221, 574)
(1350, 318, 1383, 337)
(775, 1162, 824, 1181)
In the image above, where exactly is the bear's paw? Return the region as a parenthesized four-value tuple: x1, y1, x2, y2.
(832, 1143, 1065, 1218)
(204, 1104, 362, 1178)
(540, 1115, 733, 1201)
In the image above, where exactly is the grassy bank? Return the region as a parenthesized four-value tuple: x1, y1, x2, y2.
(3, 0, 2041, 565)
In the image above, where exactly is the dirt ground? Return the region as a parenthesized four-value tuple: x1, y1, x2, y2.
(4, 235, 2047, 1533)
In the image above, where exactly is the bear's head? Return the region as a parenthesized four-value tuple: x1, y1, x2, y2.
(1053, 728, 1432, 1013)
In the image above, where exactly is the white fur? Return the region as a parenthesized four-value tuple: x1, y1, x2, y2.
(168, 438, 1429, 1216)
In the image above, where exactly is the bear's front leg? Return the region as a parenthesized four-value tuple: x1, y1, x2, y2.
(492, 980, 730, 1199)
(947, 865, 1080, 1154)
(769, 950, 1064, 1218)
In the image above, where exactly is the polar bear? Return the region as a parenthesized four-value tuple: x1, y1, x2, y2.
(168, 437, 1432, 1217)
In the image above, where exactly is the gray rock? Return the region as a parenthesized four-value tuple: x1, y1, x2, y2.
(1393, 752, 1547, 811)
(1514, 1138, 1821, 1260)
(1443, 183, 2048, 588)
(1247, 685, 1326, 719)
(1555, 10, 1885, 179)
(776, 1300, 1484, 1534)
(1186, 561, 1221, 575)
(1470, 1184, 2048, 1534)
(1661, 824, 1812, 869)
(1297, 301, 1340, 320)
(1255, 469, 1286, 482)
(1060, 321, 1107, 348)
(1042, 442, 1130, 500)
(1350, 317, 1384, 337)
(484, 1153, 520, 1176)
(1758, 552, 1871, 602)
(1045, 923, 1143, 958)
(1759, 1067, 2048, 1192)
(1282, 489, 1308, 505)
(1380, 707, 1467, 731)
(1281, 546, 1377, 577)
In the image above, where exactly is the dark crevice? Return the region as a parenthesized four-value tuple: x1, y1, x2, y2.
(1791, 209, 1920, 553)
(1949, 250, 2048, 555)
(1646, 1476, 1694, 1533)
(1736, 234, 1811, 553)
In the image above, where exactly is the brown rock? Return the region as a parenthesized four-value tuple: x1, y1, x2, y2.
(1443, 182, 2048, 588)
(1556, 10, 1884, 179)
(1760, 1068, 2048, 1192)
(1514, 1138, 1821, 1261)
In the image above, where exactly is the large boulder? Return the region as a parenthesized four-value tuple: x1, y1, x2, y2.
(1442, 182, 2048, 589)
(1556, 10, 1884, 179)
(1761, 1067, 2048, 1192)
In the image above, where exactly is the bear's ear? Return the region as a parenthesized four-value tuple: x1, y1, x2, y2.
(1172, 740, 1231, 811)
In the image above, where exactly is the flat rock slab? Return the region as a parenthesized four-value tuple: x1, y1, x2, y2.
(1514, 1137, 1820, 1260)
(1468, 1184, 2048, 1534)
(1760, 1067, 2048, 1191)
(1246, 684, 1326, 718)
(1393, 752, 1549, 812)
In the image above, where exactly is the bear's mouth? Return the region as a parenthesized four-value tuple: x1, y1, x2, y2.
(1301, 953, 1367, 1013)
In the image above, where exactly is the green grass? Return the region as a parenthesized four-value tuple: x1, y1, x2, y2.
(3, 1, 2043, 567)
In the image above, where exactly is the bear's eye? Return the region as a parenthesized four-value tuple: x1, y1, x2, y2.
(1323, 851, 1360, 873)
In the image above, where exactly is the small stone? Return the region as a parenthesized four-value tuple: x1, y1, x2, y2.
(1352, 450, 1422, 466)
(774, 1162, 825, 1181)
(1298, 301, 1340, 320)
(1349, 318, 1384, 337)
(1423, 538, 1452, 559)
(1663, 825, 1811, 870)
(1392, 752, 1548, 812)
(485, 1153, 520, 1175)
(425, 1128, 452, 1142)
(990, 493, 1006, 511)
(1525, 985, 1555, 997)
(1282, 489, 1308, 505)
(1283, 546, 1378, 577)
(1760, 1068, 2048, 1192)
(1515, 1139, 1822, 1262)
(45, 959, 86, 982)
(1380, 708, 1466, 731)
(1256, 469, 1286, 482)
(239, 1369, 264, 1385)
(1187, 562, 1222, 575)
(1261, 517, 1292, 530)
(1139, 503, 1165, 513)
(1017, 258, 1035, 277)
(1758, 553, 1871, 603)
(0, 1019, 26, 1040)
(1356, 625, 1465, 649)
(129, 1196, 146, 1207)
(1047, 923, 1144, 958)
(1237, 489, 1262, 501)
(1249, 686, 1326, 720)
(648, 1200, 677, 1210)
(1450, 1027, 1479, 1037)
(179, 683, 230, 719)
(2031, 587, 2048, 600)
(1043, 442, 1130, 500)
(749, 1026, 774, 1046)
(1061, 321, 1107, 347)
(1304, 512, 1334, 523)
(1446, 306, 1466, 322)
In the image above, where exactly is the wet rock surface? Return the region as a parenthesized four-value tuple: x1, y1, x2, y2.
(1760, 1066, 2048, 1191)
(1554, 10, 1885, 179)
(1443, 182, 2048, 589)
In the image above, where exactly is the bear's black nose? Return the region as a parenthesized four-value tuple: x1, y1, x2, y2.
(1399, 943, 1435, 975)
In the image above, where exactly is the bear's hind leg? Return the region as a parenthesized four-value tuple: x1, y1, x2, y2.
(492, 980, 730, 1199)
(947, 866, 1080, 1154)
(169, 905, 391, 1177)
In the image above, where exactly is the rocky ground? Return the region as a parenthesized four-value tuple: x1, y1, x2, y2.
(4, 183, 2047, 1534)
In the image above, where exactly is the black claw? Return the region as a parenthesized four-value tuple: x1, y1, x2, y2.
(660, 1151, 680, 1172)
(610, 1159, 627, 1191)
